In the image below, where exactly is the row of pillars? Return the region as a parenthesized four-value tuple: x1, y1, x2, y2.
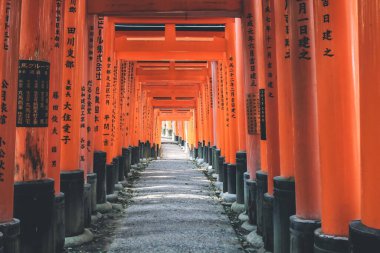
(0, 0, 162, 252)
(183, 1, 380, 253)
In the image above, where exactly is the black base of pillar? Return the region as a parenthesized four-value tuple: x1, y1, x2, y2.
(132, 146, 139, 165)
(14, 179, 55, 253)
(218, 156, 224, 183)
(215, 149, 221, 174)
(0, 219, 20, 253)
(263, 193, 274, 252)
(204, 145, 208, 163)
(122, 147, 132, 177)
(175, 135, 179, 142)
(93, 151, 107, 204)
(0, 232, 3, 253)
(54, 193, 65, 253)
(60, 170, 84, 237)
(256, 170, 268, 235)
(227, 164, 237, 194)
(246, 179, 257, 225)
(106, 164, 116, 195)
(236, 152, 247, 204)
(118, 155, 126, 182)
(112, 157, 120, 185)
(208, 145, 213, 165)
(198, 145, 203, 159)
(223, 162, 228, 192)
(349, 220, 380, 253)
(314, 228, 349, 253)
(83, 183, 91, 228)
(244, 172, 250, 212)
(87, 173, 97, 215)
(194, 148, 198, 159)
(273, 176, 296, 253)
(290, 215, 321, 253)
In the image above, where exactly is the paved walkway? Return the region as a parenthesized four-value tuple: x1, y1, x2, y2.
(108, 142, 242, 253)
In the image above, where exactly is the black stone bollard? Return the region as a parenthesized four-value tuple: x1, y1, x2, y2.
(0, 232, 3, 253)
(93, 151, 107, 204)
(83, 183, 91, 228)
(122, 147, 131, 177)
(273, 176, 296, 253)
(349, 220, 380, 253)
(223, 162, 228, 193)
(112, 157, 120, 185)
(208, 144, 213, 166)
(218, 155, 224, 182)
(106, 164, 115, 195)
(236, 152, 247, 204)
(244, 172, 250, 212)
(118, 155, 125, 182)
(227, 164, 237, 194)
(0, 219, 21, 253)
(54, 193, 65, 253)
(87, 173, 97, 215)
(60, 170, 84, 237)
(314, 228, 349, 253)
(263, 193, 274, 252)
(256, 170, 268, 235)
(290, 215, 320, 253)
(246, 179, 257, 225)
(14, 179, 54, 253)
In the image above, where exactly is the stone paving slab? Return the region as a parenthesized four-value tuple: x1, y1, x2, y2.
(108, 143, 242, 253)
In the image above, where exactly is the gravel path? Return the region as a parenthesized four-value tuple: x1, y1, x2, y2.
(108, 143, 242, 253)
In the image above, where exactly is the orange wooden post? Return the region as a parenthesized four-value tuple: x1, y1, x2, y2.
(288, 0, 322, 252)
(350, 2, 380, 250)
(260, 1, 281, 250)
(60, 0, 89, 238)
(0, 0, 22, 250)
(48, 0, 64, 196)
(313, 0, 361, 251)
(15, 0, 61, 251)
(241, 0, 265, 233)
(272, 1, 296, 252)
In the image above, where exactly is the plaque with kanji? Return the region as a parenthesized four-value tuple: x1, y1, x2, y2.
(17, 60, 50, 127)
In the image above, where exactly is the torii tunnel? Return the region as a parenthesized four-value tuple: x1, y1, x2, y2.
(0, 0, 379, 253)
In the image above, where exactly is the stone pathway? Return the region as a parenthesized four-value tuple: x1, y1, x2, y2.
(108, 143, 242, 253)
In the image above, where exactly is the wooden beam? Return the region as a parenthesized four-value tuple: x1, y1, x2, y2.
(152, 99, 196, 108)
(117, 51, 224, 61)
(87, 0, 242, 17)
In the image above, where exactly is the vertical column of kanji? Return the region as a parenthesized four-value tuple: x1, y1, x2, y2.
(313, 1, 360, 252)
(119, 60, 128, 179)
(350, 1, 380, 251)
(288, 0, 321, 252)
(217, 61, 225, 161)
(241, 0, 263, 232)
(48, 0, 64, 196)
(60, 0, 90, 239)
(207, 64, 215, 164)
(272, 1, 296, 252)
(0, 0, 22, 252)
(14, 0, 57, 251)
(85, 14, 98, 225)
(101, 18, 115, 165)
(225, 22, 238, 168)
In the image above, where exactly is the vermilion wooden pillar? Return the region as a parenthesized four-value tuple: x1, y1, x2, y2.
(260, 0, 281, 250)
(60, 0, 89, 238)
(350, 3, 380, 250)
(314, 0, 360, 242)
(48, 0, 64, 195)
(289, 0, 322, 252)
(242, 0, 263, 181)
(0, 0, 22, 251)
(272, 1, 296, 252)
